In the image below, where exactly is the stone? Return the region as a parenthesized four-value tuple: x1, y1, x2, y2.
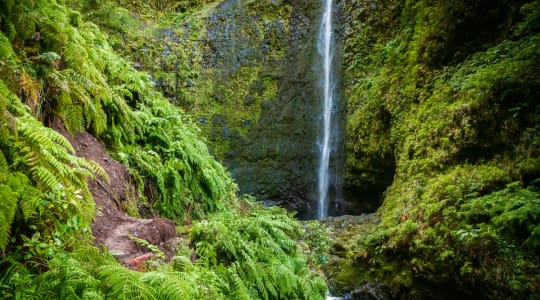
(125, 253, 154, 271)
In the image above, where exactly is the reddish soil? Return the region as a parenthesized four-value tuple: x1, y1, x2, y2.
(52, 119, 177, 267)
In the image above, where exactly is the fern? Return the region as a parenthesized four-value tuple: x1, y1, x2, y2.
(38, 256, 102, 299)
(190, 204, 326, 299)
(0, 32, 15, 59)
(0, 3, 328, 299)
(0, 257, 35, 298)
(70, 246, 120, 274)
(98, 264, 158, 300)
(38, 52, 62, 66)
(140, 271, 197, 300)
(0, 186, 18, 251)
(0, 171, 41, 222)
(75, 157, 109, 184)
(229, 269, 251, 300)
(10, 4, 36, 41)
(9, 0, 237, 222)
(34, 166, 62, 191)
(127, 234, 166, 260)
(59, 104, 86, 136)
(461, 182, 540, 249)
(13, 113, 109, 190)
(0, 77, 109, 255)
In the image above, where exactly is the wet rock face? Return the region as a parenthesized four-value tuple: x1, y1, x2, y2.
(201, 0, 326, 216)
(203, 0, 372, 218)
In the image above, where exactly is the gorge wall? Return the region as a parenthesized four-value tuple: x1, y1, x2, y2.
(205, 0, 325, 217)
(193, 0, 384, 216)
(327, 0, 540, 297)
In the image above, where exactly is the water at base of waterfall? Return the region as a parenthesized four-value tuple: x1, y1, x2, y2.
(325, 292, 355, 300)
(326, 296, 349, 300)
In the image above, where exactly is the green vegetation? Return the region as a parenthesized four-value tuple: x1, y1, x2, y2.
(1, 202, 325, 299)
(0, 0, 234, 222)
(2, 0, 539, 298)
(189, 203, 326, 299)
(70, 0, 289, 160)
(0, 0, 326, 299)
(334, 0, 540, 298)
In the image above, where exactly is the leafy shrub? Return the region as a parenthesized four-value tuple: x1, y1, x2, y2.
(190, 202, 327, 299)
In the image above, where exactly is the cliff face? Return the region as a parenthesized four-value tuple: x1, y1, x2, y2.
(206, 0, 357, 217)
(206, 0, 324, 216)
(329, 0, 540, 297)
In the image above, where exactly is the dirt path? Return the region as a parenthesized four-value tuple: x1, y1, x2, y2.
(53, 119, 177, 267)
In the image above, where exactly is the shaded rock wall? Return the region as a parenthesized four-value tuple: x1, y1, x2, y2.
(216, 1, 324, 217)
(206, 0, 352, 217)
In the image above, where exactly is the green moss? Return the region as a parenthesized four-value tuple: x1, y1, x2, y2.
(341, 0, 540, 297)
(70, 0, 291, 162)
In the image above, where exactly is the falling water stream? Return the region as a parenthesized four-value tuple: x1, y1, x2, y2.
(317, 0, 335, 219)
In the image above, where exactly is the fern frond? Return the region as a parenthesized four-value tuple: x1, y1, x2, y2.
(0, 152, 7, 174)
(48, 130, 76, 154)
(38, 52, 62, 65)
(11, 4, 36, 41)
(0, 185, 18, 250)
(228, 267, 251, 300)
(170, 256, 192, 272)
(64, 41, 90, 71)
(0, 257, 34, 298)
(82, 99, 107, 135)
(141, 271, 196, 300)
(70, 167, 94, 186)
(71, 246, 119, 272)
(59, 104, 86, 135)
(81, 291, 105, 300)
(18, 123, 58, 151)
(33, 166, 62, 190)
(98, 264, 158, 300)
(16, 116, 75, 154)
(0, 32, 15, 59)
(40, 148, 72, 178)
(40, 256, 101, 299)
(188, 207, 327, 299)
(19, 192, 42, 221)
(75, 157, 109, 184)
(19, 70, 42, 116)
(20, 145, 40, 169)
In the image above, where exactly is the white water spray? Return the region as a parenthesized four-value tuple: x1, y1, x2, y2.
(317, 0, 335, 219)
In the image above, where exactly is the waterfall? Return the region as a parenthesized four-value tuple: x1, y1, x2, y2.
(316, 0, 335, 219)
